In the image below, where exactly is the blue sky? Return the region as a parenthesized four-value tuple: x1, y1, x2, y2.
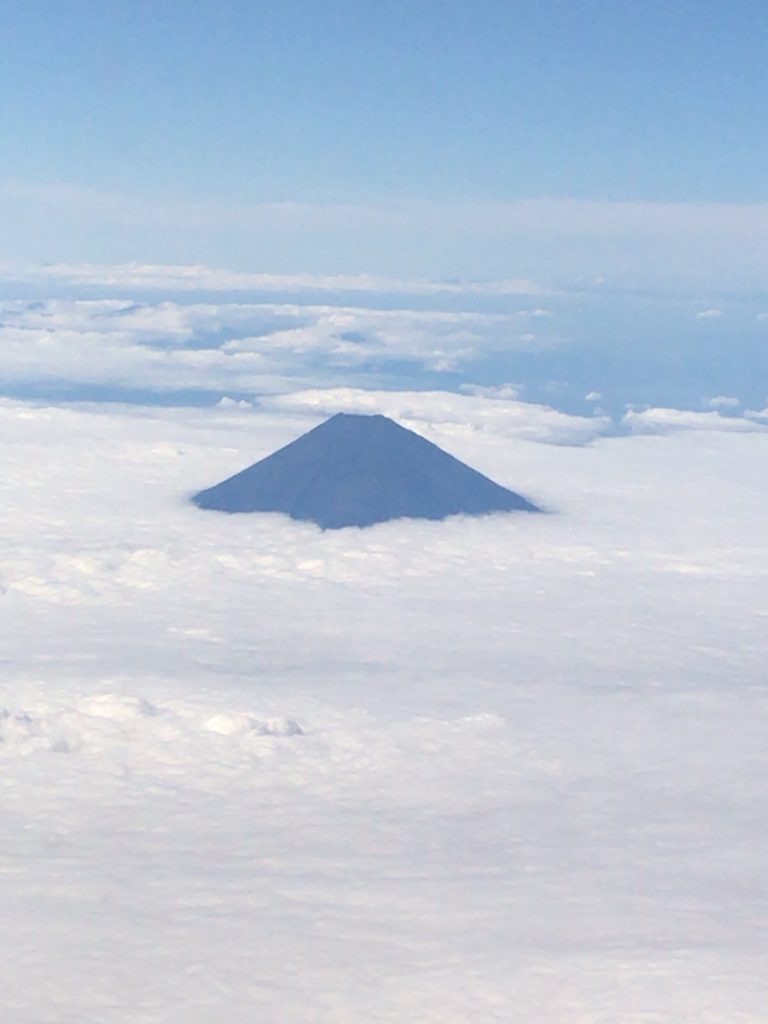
(2, 1, 767, 414)
(4, 1, 768, 206)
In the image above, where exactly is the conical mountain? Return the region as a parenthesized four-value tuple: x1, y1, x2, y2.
(192, 412, 540, 529)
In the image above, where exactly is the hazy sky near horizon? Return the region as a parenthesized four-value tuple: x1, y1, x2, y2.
(2, 1, 768, 282)
(2, 2, 767, 413)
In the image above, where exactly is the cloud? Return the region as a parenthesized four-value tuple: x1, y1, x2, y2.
(264, 386, 611, 446)
(2, 394, 768, 1020)
(2, 259, 549, 298)
(460, 383, 521, 400)
(707, 395, 741, 409)
(696, 308, 723, 319)
(0, 296, 561, 394)
(623, 406, 766, 434)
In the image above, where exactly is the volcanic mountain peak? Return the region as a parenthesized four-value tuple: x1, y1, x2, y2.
(192, 411, 540, 529)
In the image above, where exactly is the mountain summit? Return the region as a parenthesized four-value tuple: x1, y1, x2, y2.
(192, 412, 540, 529)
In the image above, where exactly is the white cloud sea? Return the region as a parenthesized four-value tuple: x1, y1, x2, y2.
(2, 395, 767, 1022)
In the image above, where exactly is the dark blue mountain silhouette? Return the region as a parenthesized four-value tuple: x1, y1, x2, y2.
(192, 412, 540, 529)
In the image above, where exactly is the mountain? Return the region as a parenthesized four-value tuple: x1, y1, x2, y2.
(192, 412, 540, 529)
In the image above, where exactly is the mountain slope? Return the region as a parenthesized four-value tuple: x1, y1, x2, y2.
(192, 412, 540, 528)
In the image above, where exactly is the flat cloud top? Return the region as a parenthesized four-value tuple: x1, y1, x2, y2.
(2, 395, 768, 1020)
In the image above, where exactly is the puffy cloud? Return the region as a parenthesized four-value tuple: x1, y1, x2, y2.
(623, 407, 766, 434)
(695, 308, 723, 319)
(0, 296, 557, 393)
(222, 305, 550, 371)
(264, 386, 610, 446)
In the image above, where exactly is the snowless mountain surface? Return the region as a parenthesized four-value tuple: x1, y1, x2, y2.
(192, 411, 539, 527)
(2, 397, 768, 1023)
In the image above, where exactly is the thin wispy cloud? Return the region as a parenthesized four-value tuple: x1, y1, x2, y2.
(3, 258, 549, 298)
(4, 186, 768, 292)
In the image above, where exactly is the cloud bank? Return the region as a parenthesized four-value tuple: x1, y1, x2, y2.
(0, 295, 559, 394)
(264, 387, 609, 446)
(2, 395, 767, 1020)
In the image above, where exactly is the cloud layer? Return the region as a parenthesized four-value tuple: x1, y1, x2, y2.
(5, 271, 768, 422)
(0, 295, 560, 394)
(2, 395, 768, 1021)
